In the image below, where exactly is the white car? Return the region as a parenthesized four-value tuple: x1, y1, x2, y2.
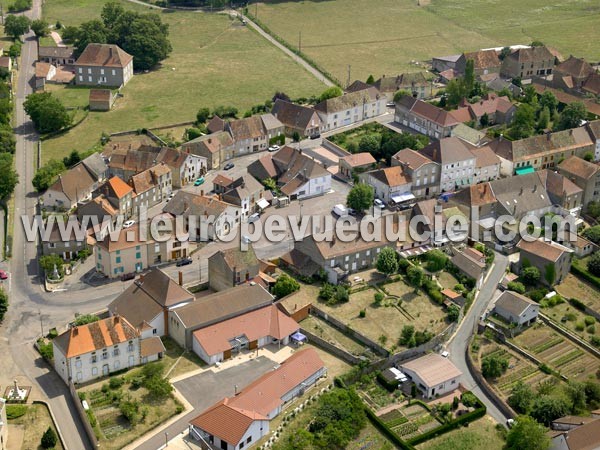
(248, 213, 260, 223)
(441, 350, 449, 358)
(374, 199, 385, 208)
(123, 220, 136, 228)
(268, 145, 280, 152)
(332, 204, 349, 217)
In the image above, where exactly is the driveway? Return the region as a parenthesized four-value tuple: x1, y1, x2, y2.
(134, 356, 275, 450)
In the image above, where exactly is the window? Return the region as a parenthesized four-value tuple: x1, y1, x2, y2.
(136, 252, 141, 259)
(113, 348, 120, 357)
(330, 260, 335, 267)
(102, 351, 108, 360)
(116, 256, 121, 264)
(112, 69, 116, 76)
(92, 367, 98, 376)
(114, 360, 120, 370)
(153, 329, 158, 335)
(128, 342, 134, 352)
(91, 355, 97, 363)
(75, 358, 82, 368)
(88, 76, 92, 82)
(116, 250, 121, 255)
(78, 75, 83, 82)
(78, 68, 82, 74)
(88, 68, 92, 74)
(100, 69, 104, 75)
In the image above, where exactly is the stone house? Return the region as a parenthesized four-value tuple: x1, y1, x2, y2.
(516, 238, 573, 286)
(359, 166, 414, 205)
(38, 45, 75, 65)
(372, 72, 431, 100)
(455, 50, 501, 77)
(157, 146, 207, 188)
(420, 137, 476, 192)
(399, 354, 462, 399)
(180, 131, 234, 170)
(41, 219, 88, 261)
(93, 176, 135, 219)
(220, 173, 264, 221)
(470, 145, 501, 184)
(552, 56, 599, 95)
(338, 152, 376, 179)
(271, 99, 322, 138)
(558, 155, 600, 207)
(392, 148, 440, 198)
(74, 43, 133, 87)
(208, 246, 260, 292)
(395, 96, 460, 139)
(89, 89, 115, 111)
(130, 163, 172, 212)
(501, 45, 555, 79)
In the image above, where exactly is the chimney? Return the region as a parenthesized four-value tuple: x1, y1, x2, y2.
(208, 138, 212, 144)
(114, 315, 120, 323)
(72, 326, 78, 336)
(178, 271, 183, 286)
(569, 129, 573, 135)
(546, 131, 551, 141)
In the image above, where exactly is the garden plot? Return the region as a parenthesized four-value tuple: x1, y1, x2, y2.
(556, 274, 600, 312)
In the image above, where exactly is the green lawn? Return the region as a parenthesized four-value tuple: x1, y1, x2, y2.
(41, 1, 324, 163)
(254, 0, 600, 82)
(417, 415, 504, 450)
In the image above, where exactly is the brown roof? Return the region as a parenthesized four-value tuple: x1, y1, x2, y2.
(212, 245, 259, 271)
(452, 183, 497, 207)
(89, 89, 111, 102)
(156, 147, 189, 170)
(451, 250, 485, 280)
(314, 87, 381, 114)
(373, 72, 429, 93)
(397, 96, 460, 128)
(193, 305, 299, 356)
(582, 72, 600, 95)
(106, 176, 133, 199)
(517, 238, 572, 262)
(537, 169, 583, 198)
(173, 284, 274, 329)
(507, 46, 554, 63)
(441, 288, 462, 300)
(400, 353, 462, 387)
(140, 336, 165, 357)
(48, 163, 97, 202)
(53, 316, 138, 358)
(556, 56, 595, 79)
(495, 290, 538, 317)
(35, 62, 53, 78)
(551, 417, 600, 450)
(470, 145, 500, 168)
(213, 174, 234, 188)
(463, 246, 484, 261)
(462, 93, 514, 118)
(462, 50, 501, 70)
(271, 99, 320, 131)
(248, 154, 278, 179)
(368, 166, 411, 187)
(130, 164, 170, 195)
(207, 115, 226, 133)
(163, 191, 237, 218)
(340, 152, 376, 168)
(38, 45, 74, 59)
(229, 115, 265, 141)
(421, 137, 474, 165)
(393, 148, 435, 171)
(96, 224, 149, 252)
(553, 416, 598, 426)
(183, 130, 234, 155)
(75, 43, 132, 68)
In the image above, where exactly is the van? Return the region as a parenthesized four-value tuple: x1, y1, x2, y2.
(332, 204, 348, 217)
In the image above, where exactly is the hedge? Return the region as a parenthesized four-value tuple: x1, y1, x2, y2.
(571, 261, 600, 290)
(569, 298, 586, 312)
(376, 371, 399, 392)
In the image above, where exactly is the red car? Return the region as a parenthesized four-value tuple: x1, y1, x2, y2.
(0, 270, 8, 280)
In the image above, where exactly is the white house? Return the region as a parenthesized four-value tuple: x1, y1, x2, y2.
(189, 349, 326, 450)
(420, 137, 476, 193)
(493, 290, 540, 326)
(0, 397, 6, 450)
(400, 353, 462, 398)
(52, 316, 164, 385)
(359, 166, 414, 205)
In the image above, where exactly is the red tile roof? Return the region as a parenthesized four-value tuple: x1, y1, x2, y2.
(75, 43, 132, 68)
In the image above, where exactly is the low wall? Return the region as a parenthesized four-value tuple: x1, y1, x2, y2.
(387, 323, 455, 368)
(68, 381, 99, 448)
(311, 306, 389, 357)
(465, 337, 517, 420)
(321, 139, 351, 157)
(539, 313, 600, 359)
(300, 328, 361, 365)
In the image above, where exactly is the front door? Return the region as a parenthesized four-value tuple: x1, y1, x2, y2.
(223, 349, 232, 360)
(249, 340, 258, 350)
(102, 364, 109, 376)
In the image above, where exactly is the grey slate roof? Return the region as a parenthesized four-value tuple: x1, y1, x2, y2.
(494, 291, 537, 318)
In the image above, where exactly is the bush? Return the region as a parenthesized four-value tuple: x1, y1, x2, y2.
(590, 336, 600, 347)
(109, 377, 124, 390)
(359, 309, 366, 318)
(507, 281, 526, 294)
(374, 292, 385, 304)
(73, 314, 99, 326)
(575, 322, 585, 332)
(376, 372, 399, 392)
(461, 392, 478, 407)
(570, 298, 587, 311)
(587, 325, 596, 334)
(272, 273, 300, 299)
(318, 283, 335, 301)
(584, 316, 596, 326)
(6, 404, 28, 419)
(41, 427, 57, 449)
(482, 354, 509, 378)
(37, 339, 54, 361)
(119, 399, 141, 425)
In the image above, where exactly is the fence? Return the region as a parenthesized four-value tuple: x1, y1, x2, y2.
(310, 306, 390, 357)
(300, 328, 362, 365)
(68, 381, 99, 448)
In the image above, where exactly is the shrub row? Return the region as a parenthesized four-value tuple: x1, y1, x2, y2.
(571, 262, 600, 290)
(569, 298, 587, 312)
(376, 371, 399, 392)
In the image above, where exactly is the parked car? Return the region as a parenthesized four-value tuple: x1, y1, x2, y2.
(194, 176, 205, 186)
(166, 192, 175, 202)
(374, 199, 385, 208)
(0, 269, 8, 280)
(224, 162, 235, 170)
(121, 272, 136, 282)
(440, 350, 449, 358)
(176, 257, 193, 267)
(310, 133, 321, 140)
(123, 220, 136, 228)
(332, 204, 349, 217)
(248, 212, 260, 223)
(268, 145, 280, 152)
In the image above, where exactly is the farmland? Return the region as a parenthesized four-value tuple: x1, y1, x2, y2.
(514, 323, 600, 381)
(316, 281, 448, 352)
(254, 0, 600, 82)
(41, 0, 324, 163)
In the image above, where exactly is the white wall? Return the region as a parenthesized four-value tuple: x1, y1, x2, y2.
(401, 366, 460, 398)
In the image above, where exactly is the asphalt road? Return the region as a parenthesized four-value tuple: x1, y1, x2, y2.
(447, 252, 509, 425)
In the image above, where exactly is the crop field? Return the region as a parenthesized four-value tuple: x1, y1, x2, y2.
(514, 324, 600, 381)
(41, 0, 323, 162)
(316, 282, 448, 351)
(254, 0, 600, 82)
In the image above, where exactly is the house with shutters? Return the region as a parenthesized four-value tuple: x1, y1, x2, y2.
(392, 148, 440, 198)
(395, 96, 460, 139)
(52, 315, 164, 384)
(420, 137, 476, 192)
(271, 99, 322, 138)
(74, 43, 133, 87)
(500, 45, 555, 79)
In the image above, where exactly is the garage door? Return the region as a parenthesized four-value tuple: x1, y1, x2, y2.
(249, 340, 258, 350)
(224, 349, 232, 360)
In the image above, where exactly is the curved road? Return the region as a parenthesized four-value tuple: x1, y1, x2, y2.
(447, 252, 510, 425)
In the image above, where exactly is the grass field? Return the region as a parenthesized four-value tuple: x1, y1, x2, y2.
(417, 415, 504, 450)
(556, 273, 600, 312)
(254, 0, 600, 82)
(41, 0, 324, 163)
(7, 403, 65, 450)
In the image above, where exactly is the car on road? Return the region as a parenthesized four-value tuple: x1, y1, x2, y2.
(194, 176, 205, 186)
(268, 145, 280, 152)
(386, 102, 395, 108)
(123, 220, 136, 228)
(374, 199, 385, 208)
(0, 269, 8, 280)
(248, 212, 260, 223)
(176, 257, 193, 267)
(224, 162, 235, 170)
(309, 133, 321, 140)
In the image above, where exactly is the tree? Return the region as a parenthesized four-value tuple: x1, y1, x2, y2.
(319, 86, 343, 102)
(480, 112, 490, 127)
(74, 20, 108, 56)
(4, 15, 31, 39)
(426, 249, 448, 272)
(399, 325, 415, 346)
(537, 106, 550, 131)
(39, 255, 64, 277)
(583, 225, 600, 245)
(24, 92, 71, 134)
(588, 201, 600, 218)
(366, 74, 375, 84)
(588, 252, 600, 277)
(60, 25, 80, 43)
(507, 281, 526, 294)
(531, 40, 545, 47)
(393, 90, 412, 102)
(506, 415, 550, 450)
(0, 126, 16, 154)
(544, 263, 556, 286)
(531, 396, 570, 426)
(31, 19, 49, 37)
(62, 150, 81, 168)
(33, 159, 65, 192)
(262, 177, 277, 192)
(145, 375, 173, 399)
(346, 183, 374, 213)
(358, 134, 380, 154)
(41, 427, 58, 449)
(464, 59, 475, 95)
(101, 1, 125, 28)
(196, 107, 210, 124)
(447, 305, 460, 322)
(292, 131, 300, 142)
(0, 289, 8, 323)
(272, 91, 290, 103)
(119, 399, 141, 425)
(376, 247, 399, 276)
(481, 354, 509, 378)
(584, 381, 600, 407)
(272, 273, 300, 298)
(445, 78, 468, 108)
(406, 266, 424, 290)
(566, 381, 587, 414)
(0, 154, 18, 200)
(499, 46, 511, 61)
(8, 0, 31, 12)
(556, 102, 586, 131)
(521, 266, 541, 286)
(539, 91, 558, 113)
(279, 429, 314, 449)
(73, 314, 100, 326)
(508, 381, 534, 413)
(511, 103, 536, 139)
